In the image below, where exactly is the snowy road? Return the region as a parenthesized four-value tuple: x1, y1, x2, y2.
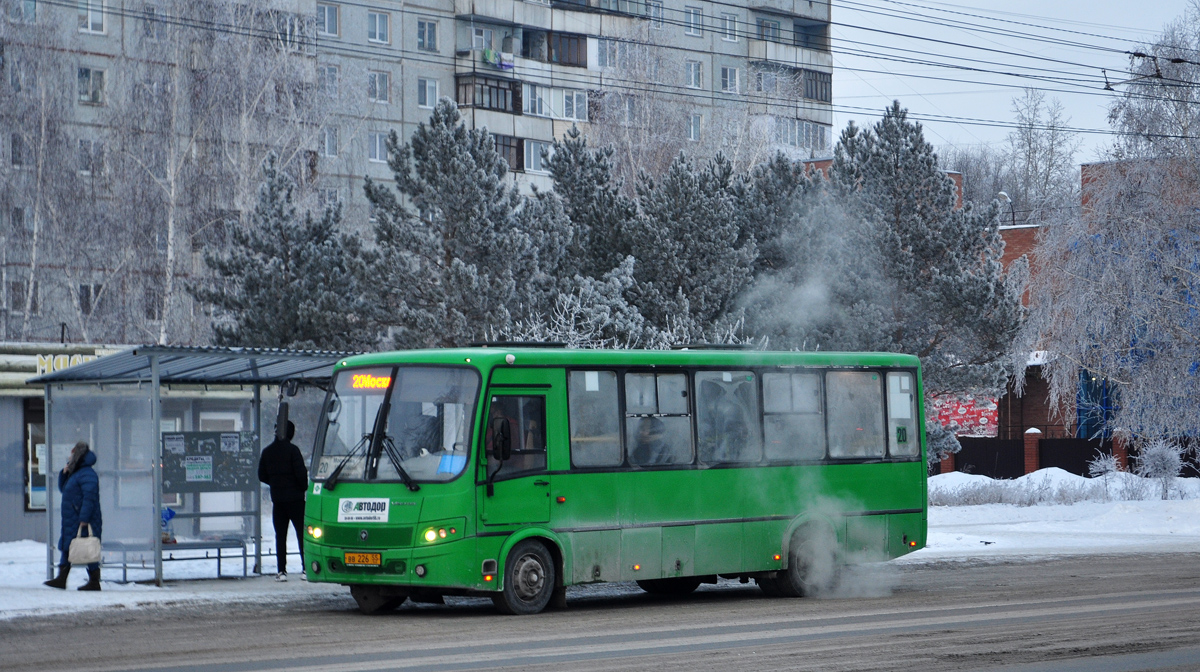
(4, 552, 1200, 671)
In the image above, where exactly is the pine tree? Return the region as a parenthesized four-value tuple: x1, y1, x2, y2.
(828, 102, 1024, 396)
(630, 152, 756, 341)
(363, 99, 543, 348)
(547, 126, 638, 279)
(195, 154, 375, 350)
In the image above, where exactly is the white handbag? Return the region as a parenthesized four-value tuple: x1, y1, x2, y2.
(68, 523, 102, 565)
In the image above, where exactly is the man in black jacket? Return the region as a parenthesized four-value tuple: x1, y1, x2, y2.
(258, 421, 309, 581)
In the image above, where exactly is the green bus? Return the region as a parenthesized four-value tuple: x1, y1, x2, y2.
(303, 347, 927, 615)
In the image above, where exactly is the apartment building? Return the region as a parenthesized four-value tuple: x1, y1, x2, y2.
(314, 0, 834, 217)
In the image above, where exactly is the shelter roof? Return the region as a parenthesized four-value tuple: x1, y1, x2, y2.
(28, 345, 359, 386)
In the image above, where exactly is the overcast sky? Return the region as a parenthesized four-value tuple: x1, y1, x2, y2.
(830, 0, 1189, 162)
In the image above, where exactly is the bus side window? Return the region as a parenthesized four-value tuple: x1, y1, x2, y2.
(488, 396, 546, 474)
(887, 372, 919, 457)
(568, 371, 622, 467)
(762, 372, 825, 461)
(626, 372, 693, 467)
(826, 372, 886, 459)
(695, 371, 762, 465)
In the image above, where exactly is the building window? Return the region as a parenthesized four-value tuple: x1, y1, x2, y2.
(78, 139, 103, 175)
(318, 64, 339, 96)
(417, 19, 437, 52)
(368, 71, 389, 102)
(685, 60, 701, 89)
(687, 113, 701, 142)
(319, 126, 338, 157)
(10, 0, 36, 22)
(684, 6, 702, 36)
(803, 69, 831, 102)
(721, 66, 739, 93)
(77, 67, 105, 105)
(368, 132, 388, 162)
(79, 283, 103, 316)
(142, 5, 165, 40)
(757, 18, 781, 42)
(720, 13, 738, 41)
(597, 38, 618, 68)
(418, 78, 437, 108)
(317, 188, 340, 209)
(777, 118, 829, 151)
(78, 0, 103, 33)
(494, 134, 521, 172)
(473, 27, 493, 50)
(563, 89, 587, 121)
(523, 83, 547, 116)
(549, 33, 586, 67)
(647, 1, 663, 29)
(756, 70, 776, 93)
(316, 3, 338, 36)
(524, 139, 553, 174)
(10, 280, 39, 315)
(623, 95, 636, 124)
(10, 134, 24, 167)
(457, 75, 514, 113)
(367, 11, 389, 43)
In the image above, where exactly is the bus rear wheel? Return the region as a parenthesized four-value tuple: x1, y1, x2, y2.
(775, 525, 838, 597)
(636, 577, 703, 596)
(350, 585, 408, 615)
(494, 540, 556, 615)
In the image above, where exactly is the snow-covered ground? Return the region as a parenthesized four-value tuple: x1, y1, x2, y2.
(3, 468, 1198, 620)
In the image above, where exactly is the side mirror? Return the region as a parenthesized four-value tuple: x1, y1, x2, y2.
(490, 417, 512, 462)
(275, 402, 290, 442)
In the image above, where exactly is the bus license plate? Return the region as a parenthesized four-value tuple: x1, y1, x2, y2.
(344, 552, 381, 566)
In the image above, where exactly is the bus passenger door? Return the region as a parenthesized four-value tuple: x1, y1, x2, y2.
(481, 393, 551, 526)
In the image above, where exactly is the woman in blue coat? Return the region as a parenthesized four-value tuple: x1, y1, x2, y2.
(45, 441, 103, 591)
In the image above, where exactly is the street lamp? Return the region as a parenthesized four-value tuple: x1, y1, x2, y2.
(997, 191, 1016, 226)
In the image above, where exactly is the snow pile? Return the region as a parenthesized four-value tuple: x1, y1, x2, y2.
(0, 539, 342, 621)
(928, 467, 1198, 506)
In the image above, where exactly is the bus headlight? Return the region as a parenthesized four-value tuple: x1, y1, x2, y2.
(424, 529, 438, 542)
(307, 526, 323, 539)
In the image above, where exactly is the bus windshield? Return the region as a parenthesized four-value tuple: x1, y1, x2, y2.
(314, 366, 480, 483)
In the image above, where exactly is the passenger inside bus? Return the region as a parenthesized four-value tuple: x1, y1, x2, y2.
(631, 416, 671, 465)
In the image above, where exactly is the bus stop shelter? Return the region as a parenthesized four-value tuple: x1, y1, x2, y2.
(30, 345, 354, 585)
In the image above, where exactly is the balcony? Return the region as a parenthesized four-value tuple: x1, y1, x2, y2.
(747, 39, 833, 71)
(746, 0, 828, 21)
(456, 0, 552, 27)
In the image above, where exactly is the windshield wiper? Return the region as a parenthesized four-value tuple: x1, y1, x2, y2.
(381, 436, 420, 492)
(323, 433, 369, 491)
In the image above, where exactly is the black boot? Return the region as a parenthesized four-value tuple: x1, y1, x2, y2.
(78, 567, 101, 591)
(44, 563, 71, 589)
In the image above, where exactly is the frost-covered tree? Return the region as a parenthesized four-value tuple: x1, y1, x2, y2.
(1135, 439, 1184, 500)
(547, 126, 637, 278)
(630, 153, 756, 341)
(1004, 88, 1081, 220)
(195, 155, 375, 350)
(745, 104, 1024, 394)
(364, 99, 546, 348)
(1088, 452, 1121, 501)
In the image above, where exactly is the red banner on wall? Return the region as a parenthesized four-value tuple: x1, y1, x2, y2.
(930, 394, 998, 437)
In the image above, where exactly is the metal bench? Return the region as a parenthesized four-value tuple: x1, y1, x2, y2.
(104, 538, 248, 583)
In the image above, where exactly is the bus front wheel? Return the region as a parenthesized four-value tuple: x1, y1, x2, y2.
(775, 525, 838, 597)
(494, 539, 556, 615)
